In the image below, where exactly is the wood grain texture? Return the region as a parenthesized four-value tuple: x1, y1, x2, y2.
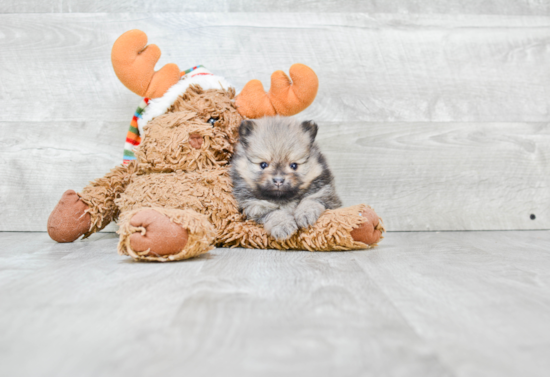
(1, 12, 549, 232)
(0, 121, 127, 232)
(0, 13, 549, 123)
(1, 0, 549, 15)
(0, 233, 451, 377)
(354, 230, 550, 377)
(2, 121, 548, 232)
(1, 231, 549, 377)
(318, 121, 550, 231)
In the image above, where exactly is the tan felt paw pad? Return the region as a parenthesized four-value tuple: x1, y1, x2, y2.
(129, 209, 188, 256)
(47, 190, 91, 243)
(350, 208, 383, 246)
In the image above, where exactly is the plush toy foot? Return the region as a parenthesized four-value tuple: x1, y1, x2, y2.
(118, 208, 215, 262)
(129, 209, 189, 256)
(221, 204, 383, 251)
(350, 207, 384, 246)
(47, 190, 91, 243)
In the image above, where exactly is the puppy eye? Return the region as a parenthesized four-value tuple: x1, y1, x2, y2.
(260, 162, 269, 169)
(208, 117, 218, 126)
(290, 163, 298, 170)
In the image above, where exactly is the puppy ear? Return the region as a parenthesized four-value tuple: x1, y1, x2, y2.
(238, 120, 256, 147)
(301, 120, 318, 144)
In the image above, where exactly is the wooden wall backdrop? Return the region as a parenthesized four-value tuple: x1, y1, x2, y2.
(1, 3, 549, 232)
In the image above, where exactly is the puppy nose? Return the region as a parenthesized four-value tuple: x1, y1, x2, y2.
(189, 134, 203, 149)
(272, 177, 285, 187)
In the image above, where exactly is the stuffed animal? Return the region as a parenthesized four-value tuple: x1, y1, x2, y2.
(47, 30, 384, 262)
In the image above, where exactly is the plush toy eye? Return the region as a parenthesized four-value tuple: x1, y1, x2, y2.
(260, 162, 269, 169)
(290, 163, 298, 170)
(208, 117, 218, 126)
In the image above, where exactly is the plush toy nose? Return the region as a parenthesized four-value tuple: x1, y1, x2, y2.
(189, 134, 203, 149)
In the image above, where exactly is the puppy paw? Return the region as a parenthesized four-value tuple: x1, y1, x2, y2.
(269, 221, 299, 241)
(263, 210, 298, 240)
(294, 201, 324, 229)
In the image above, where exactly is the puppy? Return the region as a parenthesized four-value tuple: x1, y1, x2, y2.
(230, 116, 342, 240)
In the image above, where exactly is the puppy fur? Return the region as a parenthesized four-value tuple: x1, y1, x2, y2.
(230, 116, 342, 240)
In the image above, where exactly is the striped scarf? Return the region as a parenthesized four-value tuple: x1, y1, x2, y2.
(122, 65, 206, 165)
(122, 98, 148, 165)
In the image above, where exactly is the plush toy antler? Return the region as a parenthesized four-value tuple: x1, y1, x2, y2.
(111, 29, 181, 98)
(112, 30, 319, 117)
(235, 64, 319, 118)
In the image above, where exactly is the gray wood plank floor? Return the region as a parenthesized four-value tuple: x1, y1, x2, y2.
(1, 231, 549, 377)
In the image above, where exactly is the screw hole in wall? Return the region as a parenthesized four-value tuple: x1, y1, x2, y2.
(530, 214, 536, 220)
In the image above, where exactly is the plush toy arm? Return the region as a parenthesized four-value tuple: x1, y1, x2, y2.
(48, 162, 138, 243)
(78, 162, 138, 237)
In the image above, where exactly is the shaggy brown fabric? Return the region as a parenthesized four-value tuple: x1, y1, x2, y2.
(134, 86, 241, 174)
(134, 112, 232, 173)
(169, 85, 241, 147)
(116, 167, 241, 236)
(79, 161, 138, 237)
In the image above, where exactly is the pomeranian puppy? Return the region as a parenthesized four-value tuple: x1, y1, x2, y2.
(230, 116, 342, 240)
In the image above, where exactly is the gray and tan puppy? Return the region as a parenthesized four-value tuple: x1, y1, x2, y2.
(231, 116, 342, 240)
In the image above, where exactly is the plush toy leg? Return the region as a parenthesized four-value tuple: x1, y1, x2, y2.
(350, 207, 384, 246)
(77, 162, 138, 237)
(47, 163, 137, 243)
(117, 207, 216, 262)
(221, 204, 384, 251)
(47, 190, 91, 243)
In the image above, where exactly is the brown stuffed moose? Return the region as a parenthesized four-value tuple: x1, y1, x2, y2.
(47, 30, 384, 262)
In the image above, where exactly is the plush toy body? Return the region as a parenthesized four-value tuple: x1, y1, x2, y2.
(47, 30, 384, 261)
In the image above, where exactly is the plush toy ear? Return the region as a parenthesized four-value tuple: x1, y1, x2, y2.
(238, 120, 256, 147)
(301, 120, 318, 144)
(111, 30, 181, 98)
(236, 64, 319, 119)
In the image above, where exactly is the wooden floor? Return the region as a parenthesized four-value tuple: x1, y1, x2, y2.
(1, 231, 549, 377)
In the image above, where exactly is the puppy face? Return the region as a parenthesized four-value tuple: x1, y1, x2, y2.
(135, 85, 243, 173)
(234, 116, 323, 202)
